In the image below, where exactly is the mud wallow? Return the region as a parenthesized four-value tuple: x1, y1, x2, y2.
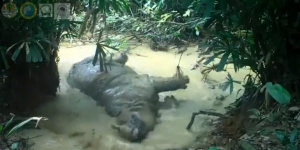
(67, 54, 190, 142)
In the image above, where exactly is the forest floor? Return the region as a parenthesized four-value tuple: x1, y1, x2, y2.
(0, 113, 29, 150)
(193, 104, 300, 150)
(1, 102, 299, 150)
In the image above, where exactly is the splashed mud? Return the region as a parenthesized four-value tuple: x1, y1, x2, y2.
(18, 44, 249, 150)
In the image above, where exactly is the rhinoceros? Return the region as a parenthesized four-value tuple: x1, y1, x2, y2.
(66, 53, 189, 142)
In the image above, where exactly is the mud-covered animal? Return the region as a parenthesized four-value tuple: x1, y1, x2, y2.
(149, 38, 168, 51)
(106, 52, 128, 66)
(113, 52, 128, 65)
(67, 55, 189, 142)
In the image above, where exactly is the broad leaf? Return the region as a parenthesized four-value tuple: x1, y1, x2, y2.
(217, 51, 230, 72)
(6, 117, 47, 137)
(92, 47, 99, 66)
(275, 131, 286, 142)
(204, 0, 215, 17)
(266, 82, 291, 105)
(26, 44, 43, 62)
(11, 43, 25, 62)
(289, 129, 298, 143)
(2, 115, 15, 133)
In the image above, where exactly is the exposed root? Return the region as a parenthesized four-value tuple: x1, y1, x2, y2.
(186, 110, 230, 130)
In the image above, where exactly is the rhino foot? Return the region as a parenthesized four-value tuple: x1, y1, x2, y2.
(159, 95, 179, 109)
(151, 75, 190, 93)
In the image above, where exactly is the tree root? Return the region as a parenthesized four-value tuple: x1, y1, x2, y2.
(186, 110, 230, 130)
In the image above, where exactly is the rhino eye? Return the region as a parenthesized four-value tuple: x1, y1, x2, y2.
(131, 114, 138, 119)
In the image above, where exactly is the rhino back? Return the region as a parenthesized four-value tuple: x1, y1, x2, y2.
(67, 56, 136, 97)
(93, 74, 160, 116)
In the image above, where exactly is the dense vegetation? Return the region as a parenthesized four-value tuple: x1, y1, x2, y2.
(0, 0, 299, 149)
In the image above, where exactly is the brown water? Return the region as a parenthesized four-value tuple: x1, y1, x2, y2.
(18, 44, 249, 150)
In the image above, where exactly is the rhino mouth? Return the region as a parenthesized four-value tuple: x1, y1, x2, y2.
(111, 113, 147, 142)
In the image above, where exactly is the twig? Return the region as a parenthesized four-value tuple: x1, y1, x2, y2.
(177, 52, 183, 66)
(135, 53, 147, 57)
(27, 134, 44, 140)
(186, 110, 230, 130)
(148, 18, 204, 26)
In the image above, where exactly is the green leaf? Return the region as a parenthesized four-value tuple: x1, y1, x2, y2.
(0, 125, 3, 133)
(275, 131, 286, 142)
(6, 41, 23, 53)
(11, 43, 25, 62)
(266, 82, 291, 105)
(209, 147, 218, 150)
(27, 44, 43, 63)
(193, 0, 205, 15)
(203, 0, 215, 17)
(289, 129, 298, 143)
(98, 0, 106, 13)
(111, 0, 122, 13)
(6, 117, 47, 137)
(92, 47, 99, 66)
(2, 116, 15, 133)
(217, 51, 230, 72)
(118, 0, 130, 12)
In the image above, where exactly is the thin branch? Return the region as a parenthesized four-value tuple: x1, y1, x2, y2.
(186, 110, 230, 130)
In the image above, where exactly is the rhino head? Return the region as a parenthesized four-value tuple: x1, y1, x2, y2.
(111, 112, 148, 142)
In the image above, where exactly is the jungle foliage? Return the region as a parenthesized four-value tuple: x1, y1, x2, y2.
(0, 0, 85, 112)
(0, 0, 299, 147)
(77, 0, 300, 148)
(80, 0, 300, 103)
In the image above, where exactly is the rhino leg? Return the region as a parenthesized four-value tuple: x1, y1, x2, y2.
(151, 75, 190, 93)
(105, 99, 146, 117)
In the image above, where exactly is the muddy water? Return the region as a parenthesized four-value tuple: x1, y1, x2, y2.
(19, 44, 249, 150)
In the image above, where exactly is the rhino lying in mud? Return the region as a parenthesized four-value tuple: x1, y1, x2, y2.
(67, 53, 190, 142)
